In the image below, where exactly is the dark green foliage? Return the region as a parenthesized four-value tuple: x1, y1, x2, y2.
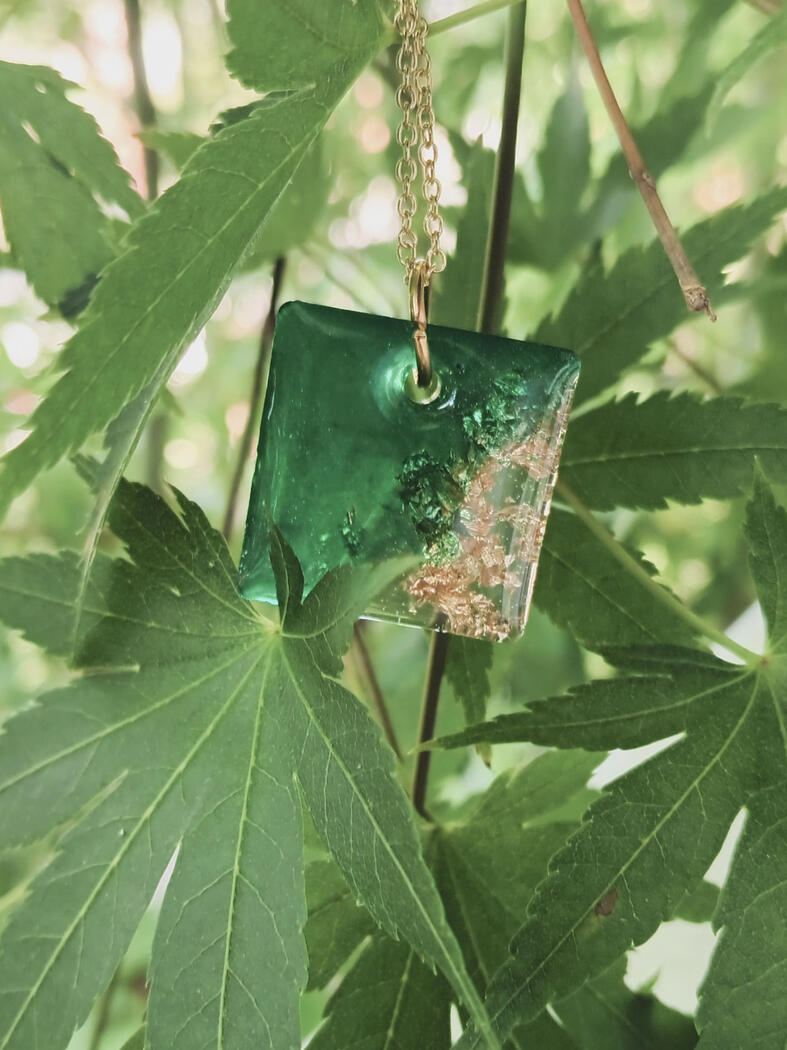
(437, 476, 787, 1049)
(308, 935, 451, 1050)
(536, 508, 694, 648)
(445, 635, 494, 728)
(560, 393, 787, 510)
(535, 188, 787, 408)
(553, 958, 698, 1050)
(0, 480, 494, 1050)
(0, 1, 388, 520)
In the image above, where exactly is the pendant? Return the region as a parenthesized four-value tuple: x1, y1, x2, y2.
(239, 302, 579, 641)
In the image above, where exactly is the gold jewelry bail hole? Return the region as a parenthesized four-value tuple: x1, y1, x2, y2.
(409, 259, 436, 392)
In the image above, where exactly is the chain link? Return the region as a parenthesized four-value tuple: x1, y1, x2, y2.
(394, 0, 445, 284)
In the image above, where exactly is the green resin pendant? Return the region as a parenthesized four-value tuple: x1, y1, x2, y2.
(239, 302, 579, 641)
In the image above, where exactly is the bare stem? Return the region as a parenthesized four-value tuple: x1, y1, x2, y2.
(144, 412, 167, 493)
(412, 632, 449, 817)
(565, 0, 716, 320)
(669, 339, 723, 394)
(222, 257, 286, 541)
(124, 0, 167, 491)
(746, 0, 782, 14)
(353, 624, 404, 761)
(412, 3, 528, 815)
(557, 480, 759, 665)
(124, 0, 159, 201)
(477, 2, 527, 334)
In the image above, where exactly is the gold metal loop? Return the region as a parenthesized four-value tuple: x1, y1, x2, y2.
(409, 259, 433, 389)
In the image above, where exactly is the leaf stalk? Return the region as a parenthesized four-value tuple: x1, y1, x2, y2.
(124, 0, 159, 201)
(222, 256, 286, 541)
(353, 623, 404, 762)
(383, 0, 523, 45)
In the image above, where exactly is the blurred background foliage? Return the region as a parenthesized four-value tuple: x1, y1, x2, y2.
(0, 0, 785, 1045)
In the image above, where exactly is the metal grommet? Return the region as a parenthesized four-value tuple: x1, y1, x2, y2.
(404, 366, 441, 405)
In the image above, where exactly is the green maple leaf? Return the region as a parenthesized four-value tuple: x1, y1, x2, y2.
(302, 854, 451, 1049)
(695, 778, 786, 1049)
(560, 392, 787, 511)
(445, 636, 495, 730)
(580, 86, 713, 245)
(0, 0, 388, 520)
(707, 6, 787, 128)
(309, 751, 599, 1050)
(437, 751, 597, 1049)
(553, 957, 698, 1050)
(695, 469, 787, 1048)
(141, 116, 329, 267)
(531, 64, 591, 268)
(434, 470, 786, 1049)
(303, 859, 375, 992)
(119, 1030, 145, 1050)
(432, 138, 494, 332)
(507, 80, 713, 269)
(308, 933, 451, 1050)
(535, 507, 694, 649)
(434, 751, 600, 993)
(534, 188, 787, 408)
(0, 479, 495, 1050)
(0, 60, 143, 308)
(435, 749, 692, 1049)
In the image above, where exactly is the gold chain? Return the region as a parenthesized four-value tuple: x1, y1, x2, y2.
(394, 0, 445, 284)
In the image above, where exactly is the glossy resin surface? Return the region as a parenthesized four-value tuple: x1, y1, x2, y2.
(239, 301, 579, 640)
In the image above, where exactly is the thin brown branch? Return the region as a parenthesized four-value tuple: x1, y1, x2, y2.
(353, 624, 404, 761)
(669, 339, 723, 394)
(411, 632, 449, 817)
(412, 4, 528, 816)
(125, 0, 167, 493)
(746, 0, 782, 14)
(124, 0, 159, 201)
(478, 2, 527, 334)
(222, 257, 287, 541)
(565, 0, 716, 321)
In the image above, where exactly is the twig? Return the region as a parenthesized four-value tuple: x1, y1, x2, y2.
(353, 624, 404, 761)
(222, 257, 286, 541)
(477, 2, 527, 334)
(668, 340, 723, 394)
(124, 0, 167, 492)
(746, 0, 782, 14)
(412, 632, 449, 817)
(565, 0, 716, 320)
(557, 480, 759, 665)
(124, 0, 159, 201)
(411, 4, 528, 816)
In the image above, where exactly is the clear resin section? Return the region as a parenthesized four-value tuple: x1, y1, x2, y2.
(239, 301, 579, 641)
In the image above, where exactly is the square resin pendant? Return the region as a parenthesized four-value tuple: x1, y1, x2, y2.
(239, 302, 579, 641)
